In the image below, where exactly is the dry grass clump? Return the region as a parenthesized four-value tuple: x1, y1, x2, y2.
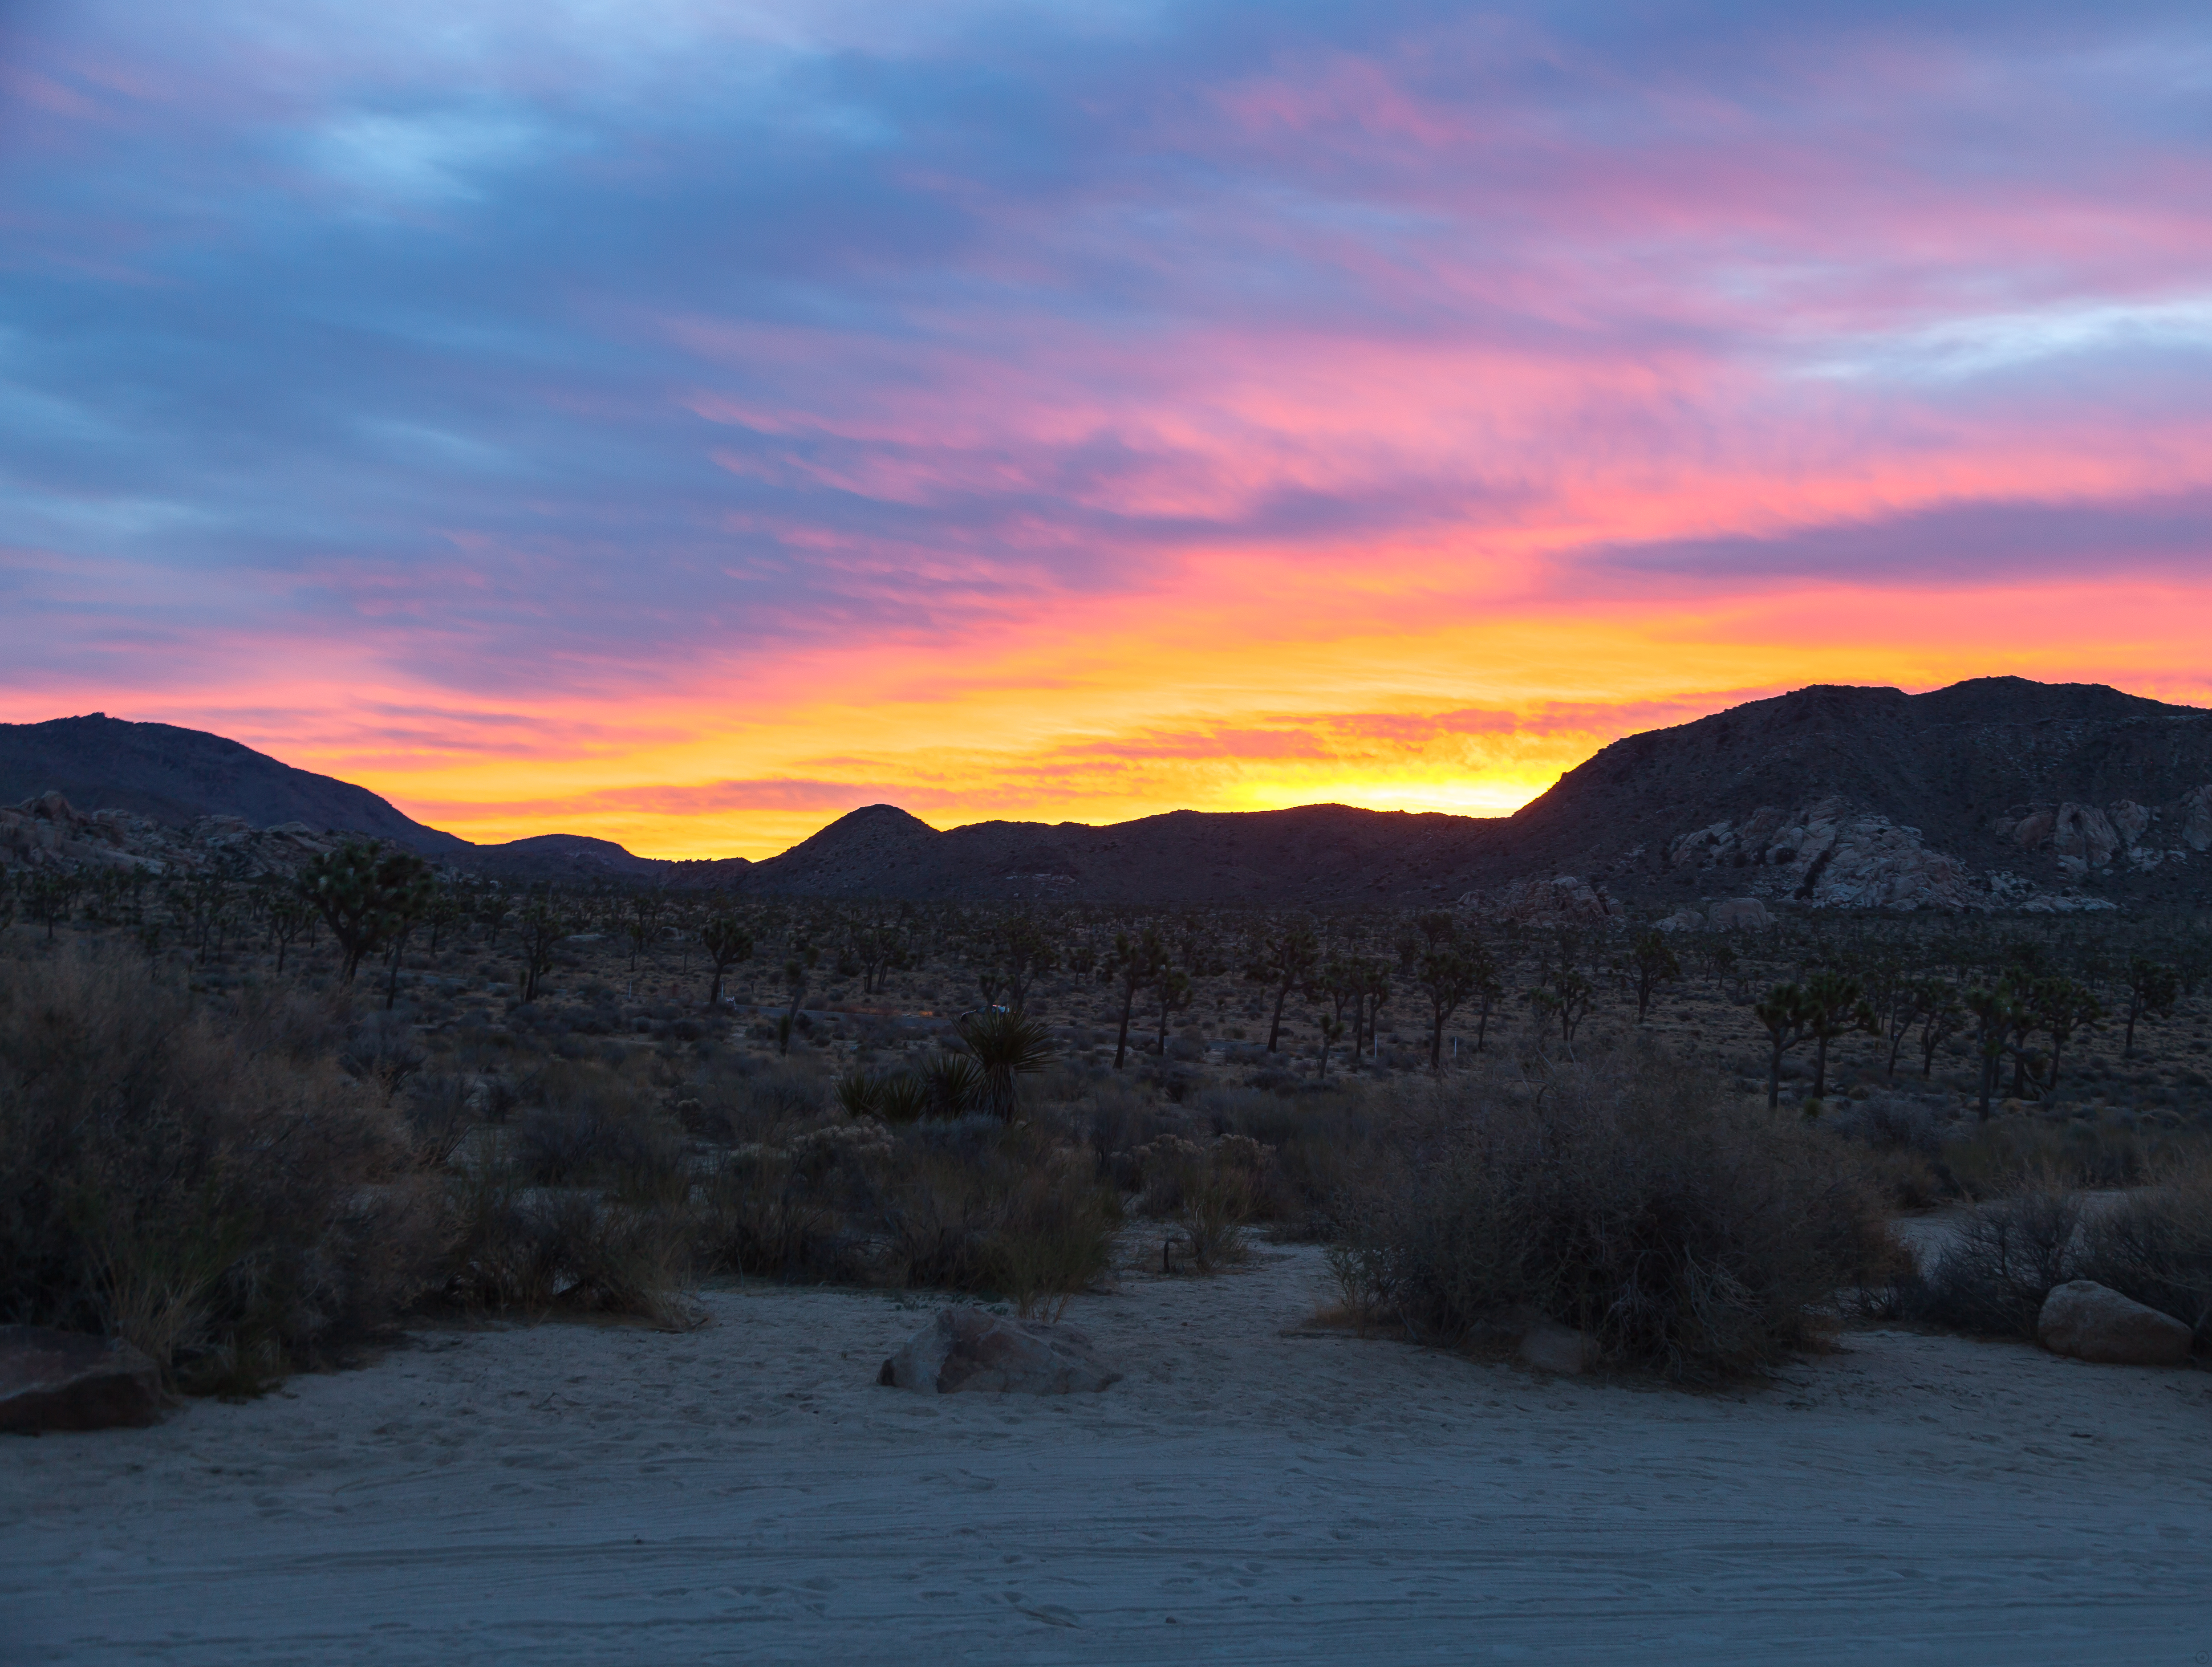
(1333, 1051, 1898, 1380)
(0, 951, 444, 1389)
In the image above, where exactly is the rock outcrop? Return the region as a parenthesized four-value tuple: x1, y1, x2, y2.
(1665, 797, 1975, 910)
(0, 1326, 163, 1433)
(1460, 874, 1624, 924)
(0, 791, 351, 880)
(878, 1307, 1121, 1395)
(2037, 1281, 2192, 1366)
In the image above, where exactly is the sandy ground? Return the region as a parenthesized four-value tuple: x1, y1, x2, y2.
(5, 1244, 2209, 1667)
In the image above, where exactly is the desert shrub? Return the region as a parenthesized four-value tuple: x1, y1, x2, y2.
(1192, 1083, 1390, 1235)
(1908, 1163, 2212, 1345)
(1940, 1113, 2201, 1196)
(2074, 1162, 2212, 1345)
(919, 1049, 985, 1118)
(691, 1149, 853, 1281)
(690, 1055, 824, 1141)
(512, 1059, 683, 1196)
(1907, 1186, 2082, 1336)
(981, 1155, 1121, 1318)
(860, 1121, 1117, 1304)
(405, 1073, 476, 1168)
(0, 951, 443, 1386)
(835, 1066, 929, 1124)
(342, 1008, 427, 1097)
(1130, 1132, 1270, 1271)
(439, 1160, 693, 1328)
(1335, 1054, 1896, 1379)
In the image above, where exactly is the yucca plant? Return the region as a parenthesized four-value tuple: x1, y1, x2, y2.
(920, 1050, 985, 1118)
(957, 1010, 1055, 1120)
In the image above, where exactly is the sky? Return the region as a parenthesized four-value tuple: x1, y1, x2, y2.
(4, 0, 2210, 858)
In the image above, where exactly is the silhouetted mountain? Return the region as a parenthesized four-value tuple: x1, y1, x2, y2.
(461, 835, 752, 889)
(12, 680, 2211, 912)
(0, 714, 470, 855)
(739, 801, 1493, 905)
(735, 679, 2212, 911)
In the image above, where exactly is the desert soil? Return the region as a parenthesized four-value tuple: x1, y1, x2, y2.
(4, 1245, 2208, 1666)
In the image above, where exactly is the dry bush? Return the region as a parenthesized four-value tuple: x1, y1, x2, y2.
(0, 951, 444, 1387)
(1336, 1052, 1898, 1380)
(2074, 1161, 2212, 1346)
(687, 1054, 825, 1142)
(982, 1155, 1120, 1318)
(863, 1119, 1118, 1305)
(513, 1059, 685, 1200)
(439, 1160, 694, 1329)
(1941, 1113, 2200, 1197)
(1907, 1184, 2082, 1336)
(1907, 1163, 2212, 1345)
(1131, 1132, 1267, 1270)
(692, 1149, 851, 1281)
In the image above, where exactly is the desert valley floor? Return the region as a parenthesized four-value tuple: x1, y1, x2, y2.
(5, 1243, 2209, 1666)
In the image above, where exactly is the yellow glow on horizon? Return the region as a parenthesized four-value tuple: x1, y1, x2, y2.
(202, 572, 2210, 862)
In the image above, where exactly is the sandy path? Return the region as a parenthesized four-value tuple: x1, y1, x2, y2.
(5, 1244, 2209, 1666)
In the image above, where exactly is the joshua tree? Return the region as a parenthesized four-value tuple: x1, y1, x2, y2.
(1243, 919, 1318, 1053)
(512, 890, 568, 1003)
(700, 915, 753, 1006)
(23, 869, 82, 943)
(1151, 965, 1194, 1056)
(778, 958, 809, 1054)
(1628, 928, 1681, 1024)
(1915, 982, 1966, 1078)
(1754, 983, 1814, 1110)
(1530, 955, 1595, 1055)
(297, 842, 434, 984)
(2123, 957, 2180, 1056)
(1799, 969, 1877, 1102)
(1316, 1014, 1344, 1081)
(1414, 941, 1497, 1070)
(1104, 927, 1169, 1070)
(626, 890, 665, 972)
(1963, 981, 2021, 1120)
(986, 913, 1059, 1012)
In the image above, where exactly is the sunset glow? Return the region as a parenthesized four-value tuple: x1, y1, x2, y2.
(5, 3, 2210, 856)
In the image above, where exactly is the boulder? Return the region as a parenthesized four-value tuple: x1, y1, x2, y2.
(2183, 785, 2212, 853)
(2037, 1281, 2192, 1366)
(878, 1306, 1121, 1395)
(0, 1325, 163, 1433)
(1706, 897, 1775, 931)
(2050, 803, 2121, 870)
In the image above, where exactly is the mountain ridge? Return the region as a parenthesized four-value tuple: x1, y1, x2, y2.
(7, 679, 2211, 911)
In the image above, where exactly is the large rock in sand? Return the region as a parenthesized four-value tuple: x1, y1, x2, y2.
(2037, 1281, 2192, 1366)
(0, 1325, 162, 1433)
(878, 1307, 1121, 1395)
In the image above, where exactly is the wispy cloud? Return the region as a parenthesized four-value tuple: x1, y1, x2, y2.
(3, 1, 2209, 854)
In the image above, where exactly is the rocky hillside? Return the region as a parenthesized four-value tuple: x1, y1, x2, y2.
(1494, 678, 2212, 917)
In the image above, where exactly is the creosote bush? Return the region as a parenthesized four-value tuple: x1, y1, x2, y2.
(1334, 1051, 1899, 1379)
(0, 951, 445, 1388)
